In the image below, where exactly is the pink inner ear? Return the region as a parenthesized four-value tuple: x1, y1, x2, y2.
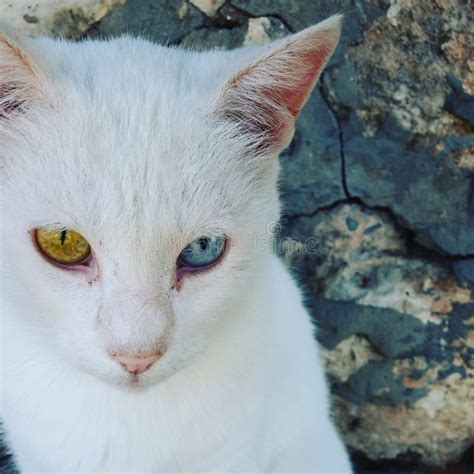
(257, 46, 332, 149)
(217, 22, 339, 153)
(280, 47, 331, 118)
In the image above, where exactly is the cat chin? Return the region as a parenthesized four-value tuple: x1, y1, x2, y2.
(114, 375, 164, 392)
(87, 370, 172, 392)
(81, 359, 181, 391)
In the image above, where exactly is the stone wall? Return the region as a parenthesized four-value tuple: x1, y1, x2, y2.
(2, 0, 473, 471)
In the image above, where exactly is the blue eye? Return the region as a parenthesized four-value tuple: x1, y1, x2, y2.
(178, 236, 227, 268)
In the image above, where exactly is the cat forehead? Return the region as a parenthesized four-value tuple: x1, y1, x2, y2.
(34, 36, 240, 117)
(45, 42, 208, 141)
(23, 36, 256, 173)
(12, 112, 245, 239)
(4, 37, 254, 227)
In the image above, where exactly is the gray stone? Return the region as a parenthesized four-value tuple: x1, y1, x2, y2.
(83, 0, 206, 45)
(323, 1, 474, 258)
(280, 89, 344, 215)
(311, 298, 430, 359)
(323, 60, 360, 112)
(333, 360, 429, 406)
(344, 134, 474, 255)
(283, 202, 474, 466)
(445, 74, 474, 127)
(180, 26, 246, 50)
(346, 216, 359, 231)
(454, 259, 474, 284)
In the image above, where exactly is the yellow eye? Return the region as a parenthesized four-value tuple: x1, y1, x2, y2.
(35, 227, 91, 265)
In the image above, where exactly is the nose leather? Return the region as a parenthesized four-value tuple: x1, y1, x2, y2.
(114, 354, 161, 375)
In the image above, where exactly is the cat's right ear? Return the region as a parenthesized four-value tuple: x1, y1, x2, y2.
(0, 27, 47, 120)
(213, 16, 341, 155)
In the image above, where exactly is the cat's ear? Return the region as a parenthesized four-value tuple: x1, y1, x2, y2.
(215, 15, 341, 154)
(0, 27, 46, 119)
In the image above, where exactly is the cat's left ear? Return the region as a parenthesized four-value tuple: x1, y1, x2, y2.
(215, 15, 341, 154)
(0, 27, 47, 119)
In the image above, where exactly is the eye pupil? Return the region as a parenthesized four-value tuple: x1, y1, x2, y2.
(199, 238, 208, 251)
(60, 229, 67, 245)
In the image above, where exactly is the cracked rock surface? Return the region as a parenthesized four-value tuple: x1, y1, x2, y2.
(0, 0, 126, 37)
(2, 0, 473, 471)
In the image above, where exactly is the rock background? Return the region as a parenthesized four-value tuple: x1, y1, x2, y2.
(1, 1, 473, 472)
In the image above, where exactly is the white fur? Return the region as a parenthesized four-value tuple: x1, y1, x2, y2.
(1, 16, 351, 472)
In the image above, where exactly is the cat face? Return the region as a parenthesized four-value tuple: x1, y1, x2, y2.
(0, 19, 340, 388)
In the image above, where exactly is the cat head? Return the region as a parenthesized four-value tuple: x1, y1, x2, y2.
(0, 17, 340, 389)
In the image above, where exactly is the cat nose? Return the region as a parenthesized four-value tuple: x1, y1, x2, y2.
(113, 353, 162, 375)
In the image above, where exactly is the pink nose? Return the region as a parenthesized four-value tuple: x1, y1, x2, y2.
(114, 354, 161, 375)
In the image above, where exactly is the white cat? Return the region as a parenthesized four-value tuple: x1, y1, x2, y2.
(0, 14, 351, 473)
